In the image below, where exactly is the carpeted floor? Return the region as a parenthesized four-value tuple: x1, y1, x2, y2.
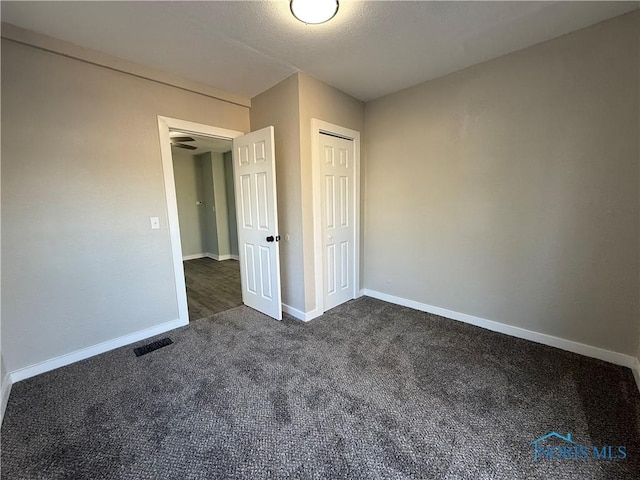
(2, 297, 639, 479)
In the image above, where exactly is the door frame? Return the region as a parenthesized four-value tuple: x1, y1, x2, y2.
(157, 115, 244, 324)
(311, 119, 361, 316)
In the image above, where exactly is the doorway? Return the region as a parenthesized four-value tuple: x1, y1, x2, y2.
(158, 117, 244, 324)
(158, 117, 283, 324)
(170, 132, 241, 320)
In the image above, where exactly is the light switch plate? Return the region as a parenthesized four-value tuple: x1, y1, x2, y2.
(150, 217, 160, 230)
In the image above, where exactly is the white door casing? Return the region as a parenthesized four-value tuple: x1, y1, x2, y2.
(158, 116, 245, 325)
(312, 119, 361, 316)
(232, 126, 283, 320)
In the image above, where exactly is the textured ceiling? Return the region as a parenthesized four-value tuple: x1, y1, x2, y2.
(2, 1, 638, 102)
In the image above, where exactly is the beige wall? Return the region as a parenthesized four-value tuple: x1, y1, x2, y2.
(251, 75, 305, 310)
(298, 73, 365, 312)
(1, 38, 250, 372)
(173, 150, 207, 257)
(224, 152, 239, 257)
(211, 152, 231, 257)
(195, 151, 235, 258)
(200, 152, 219, 255)
(173, 150, 230, 258)
(364, 12, 639, 355)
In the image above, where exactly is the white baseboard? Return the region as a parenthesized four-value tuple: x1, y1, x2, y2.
(183, 253, 238, 262)
(282, 303, 322, 322)
(1, 372, 12, 425)
(207, 253, 238, 261)
(363, 289, 638, 374)
(182, 253, 207, 261)
(9, 318, 187, 384)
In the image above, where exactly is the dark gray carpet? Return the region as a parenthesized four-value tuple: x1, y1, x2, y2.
(2, 297, 639, 479)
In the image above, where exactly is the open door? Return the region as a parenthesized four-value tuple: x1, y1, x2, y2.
(232, 126, 282, 320)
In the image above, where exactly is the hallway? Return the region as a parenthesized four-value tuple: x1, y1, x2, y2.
(184, 258, 242, 321)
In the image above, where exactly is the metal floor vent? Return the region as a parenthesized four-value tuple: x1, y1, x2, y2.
(134, 338, 173, 357)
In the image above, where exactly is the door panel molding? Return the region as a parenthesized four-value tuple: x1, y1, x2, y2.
(311, 119, 361, 317)
(232, 126, 282, 320)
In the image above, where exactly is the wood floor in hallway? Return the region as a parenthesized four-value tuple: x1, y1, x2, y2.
(183, 257, 242, 321)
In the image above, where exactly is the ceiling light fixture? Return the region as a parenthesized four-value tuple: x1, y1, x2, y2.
(290, 0, 339, 25)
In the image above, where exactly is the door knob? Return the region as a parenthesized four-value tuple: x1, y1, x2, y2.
(266, 235, 281, 243)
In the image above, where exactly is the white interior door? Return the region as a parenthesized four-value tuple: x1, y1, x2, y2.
(232, 126, 282, 320)
(320, 133, 356, 311)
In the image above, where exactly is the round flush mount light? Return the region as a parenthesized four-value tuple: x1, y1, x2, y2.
(290, 0, 339, 25)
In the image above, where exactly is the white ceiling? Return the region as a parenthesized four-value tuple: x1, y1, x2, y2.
(170, 131, 232, 156)
(2, 1, 638, 102)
